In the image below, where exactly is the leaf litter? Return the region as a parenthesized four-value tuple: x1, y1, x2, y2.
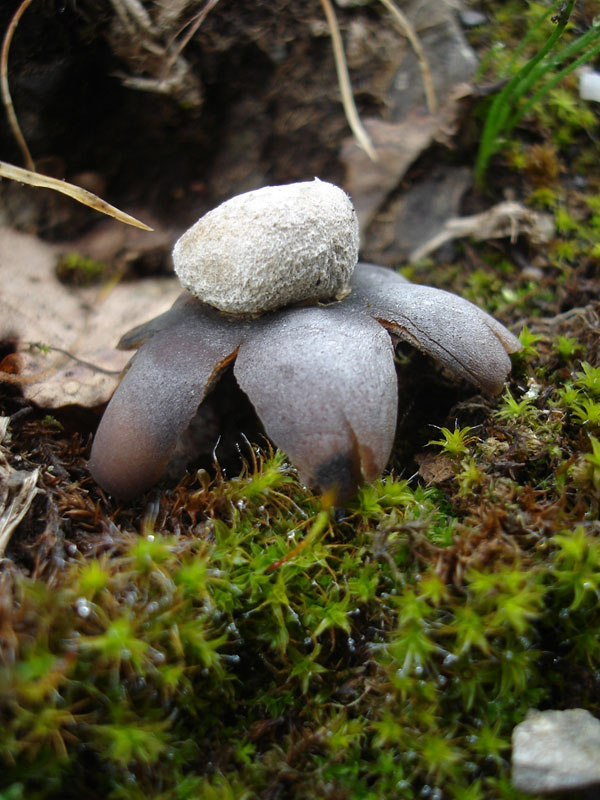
(0, 226, 180, 408)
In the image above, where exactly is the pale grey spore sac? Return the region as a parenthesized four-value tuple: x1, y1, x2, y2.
(172, 179, 359, 315)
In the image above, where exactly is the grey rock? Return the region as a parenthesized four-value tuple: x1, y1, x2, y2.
(365, 166, 472, 263)
(512, 709, 600, 794)
(386, 0, 478, 120)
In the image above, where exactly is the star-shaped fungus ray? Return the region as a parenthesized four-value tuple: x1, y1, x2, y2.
(349, 263, 522, 395)
(88, 182, 521, 504)
(233, 303, 398, 503)
(89, 296, 247, 500)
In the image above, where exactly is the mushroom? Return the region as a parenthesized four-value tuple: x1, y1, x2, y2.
(89, 179, 521, 503)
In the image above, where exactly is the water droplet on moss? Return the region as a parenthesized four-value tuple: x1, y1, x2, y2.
(75, 597, 91, 618)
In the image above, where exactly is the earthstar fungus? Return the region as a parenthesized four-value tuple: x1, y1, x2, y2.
(89, 179, 521, 502)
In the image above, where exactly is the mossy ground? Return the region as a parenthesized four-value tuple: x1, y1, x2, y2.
(2, 2, 600, 799)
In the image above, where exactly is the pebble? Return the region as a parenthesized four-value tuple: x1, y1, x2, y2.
(512, 708, 600, 794)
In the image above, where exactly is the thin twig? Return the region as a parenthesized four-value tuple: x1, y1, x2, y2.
(171, 0, 221, 60)
(378, 0, 437, 114)
(1, 0, 36, 170)
(319, 0, 377, 161)
(1, 339, 122, 387)
(0, 160, 153, 230)
(26, 343, 122, 376)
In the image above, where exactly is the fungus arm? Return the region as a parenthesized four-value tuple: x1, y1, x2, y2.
(89, 301, 245, 499)
(234, 304, 398, 503)
(350, 262, 521, 395)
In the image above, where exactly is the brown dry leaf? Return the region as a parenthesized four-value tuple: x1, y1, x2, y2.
(414, 451, 456, 485)
(342, 114, 441, 231)
(342, 86, 473, 236)
(0, 227, 181, 408)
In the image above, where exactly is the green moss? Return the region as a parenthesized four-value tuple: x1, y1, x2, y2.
(55, 252, 113, 286)
(429, 425, 476, 457)
(6, 292, 600, 798)
(3, 377, 600, 797)
(474, 0, 600, 183)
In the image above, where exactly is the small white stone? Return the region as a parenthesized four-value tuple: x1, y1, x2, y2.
(580, 67, 600, 103)
(172, 179, 359, 315)
(512, 709, 600, 794)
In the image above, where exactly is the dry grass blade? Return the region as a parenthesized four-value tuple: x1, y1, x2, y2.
(109, 0, 157, 37)
(0, 160, 153, 230)
(319, 0, 377, 162)
(0, 418, 40, 558)
(171, 0, 221, 59)
(1, 0, 36, 171)
(378, 0, 437, 114)
(0, 466, 40, 558)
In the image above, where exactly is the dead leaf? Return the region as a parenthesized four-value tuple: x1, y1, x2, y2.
(342, 114, 441, 231)
(342, 83, 473, 235)
(415, 451, 456, 485)
(0, 227, 181, 408)
(341, 0, 478, 233)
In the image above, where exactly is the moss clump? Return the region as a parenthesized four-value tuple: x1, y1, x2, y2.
(55, 253, 112, 287)
(2, 317, 600, 800)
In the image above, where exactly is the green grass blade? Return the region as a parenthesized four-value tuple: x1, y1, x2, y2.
(475, 0, 577, 185)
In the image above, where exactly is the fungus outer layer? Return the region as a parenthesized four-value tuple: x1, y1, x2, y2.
(88, 297, 246, 500)
(233, 304, 398, 501)
(89, 265, 521, 502)
(172, 179, 359, 315)
(348, 263, 521, 395)
(90, 178, 521, 502)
